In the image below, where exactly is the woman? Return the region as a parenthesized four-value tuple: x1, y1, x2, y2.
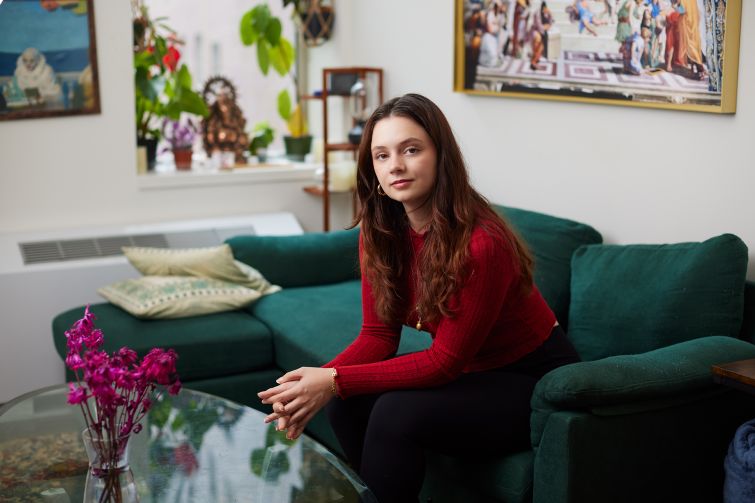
(529, 1, 553, 69)
(258, 94, 580, 502)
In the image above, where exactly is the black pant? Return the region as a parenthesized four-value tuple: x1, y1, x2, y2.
(326, 325, 580, 503)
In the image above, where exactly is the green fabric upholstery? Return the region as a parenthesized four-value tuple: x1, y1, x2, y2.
(740, 281, 755, 344)
(52, 303, 273, 382)
(422, 450, 534, 503)
(249, 280, 432, 370)
(494, 205, 602, 328)
(532, 392, 755, 503)
(530, 335, 755, 447)
(567, 234, 748, 361)
(226, 228, 360, 287)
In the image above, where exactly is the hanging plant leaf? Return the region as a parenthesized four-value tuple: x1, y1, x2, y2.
(265, 18, 282, 47)
(257, 39, 271, 75)
(239, 10, 257, 46)
(251, 4, 271, 36)
(277, 89, 292, 121)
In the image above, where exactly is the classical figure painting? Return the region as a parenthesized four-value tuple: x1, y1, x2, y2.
(0, 0, 100, 121)
(455, 0, 741, 113)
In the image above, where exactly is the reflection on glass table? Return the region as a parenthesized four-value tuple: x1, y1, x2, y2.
(0, 385, 375, 502)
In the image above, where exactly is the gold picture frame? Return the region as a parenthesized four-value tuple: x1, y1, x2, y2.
(454, 0, 741, 114)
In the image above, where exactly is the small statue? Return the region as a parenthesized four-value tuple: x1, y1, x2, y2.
(201, 76, 249, 164)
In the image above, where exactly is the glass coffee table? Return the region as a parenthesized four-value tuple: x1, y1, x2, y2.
(0, 385, 375, 502)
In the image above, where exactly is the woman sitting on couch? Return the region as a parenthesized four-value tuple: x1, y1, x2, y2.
(258, 93, 580, 502)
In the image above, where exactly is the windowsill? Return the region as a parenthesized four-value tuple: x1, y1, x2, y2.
(137, 161, 320, 190)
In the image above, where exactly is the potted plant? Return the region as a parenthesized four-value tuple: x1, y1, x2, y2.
(239, 3, 312, 161)
(132, 1, 208, 169)
(162, 118, 199, 170)
(248, 121, 275, 163)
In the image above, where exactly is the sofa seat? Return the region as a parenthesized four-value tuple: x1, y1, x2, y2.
(249, 279, 433, 371)
(52, 303, 274, 382)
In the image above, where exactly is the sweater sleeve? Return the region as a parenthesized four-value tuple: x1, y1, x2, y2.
(333, 230, 516, 398)
(323, 234, 402, 368)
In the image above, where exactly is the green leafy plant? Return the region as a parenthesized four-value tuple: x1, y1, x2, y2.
(132, 2, 208, 141)
(239, 3, 307, 138)
(248, 121, 275, 155)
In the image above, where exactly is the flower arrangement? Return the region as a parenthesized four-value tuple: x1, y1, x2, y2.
(162, 118, 199, 151)
(65, 306, 181, 501)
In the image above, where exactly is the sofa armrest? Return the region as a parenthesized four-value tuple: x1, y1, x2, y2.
(226, 228, 360, 288)
(530, 335, 755, 446)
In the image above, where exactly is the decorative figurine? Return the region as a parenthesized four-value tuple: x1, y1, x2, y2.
(201, 76, 249, 165)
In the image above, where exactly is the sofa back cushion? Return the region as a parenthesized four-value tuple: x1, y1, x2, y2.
(226, 228, 360, 287)
(494, 205, 603, 328)
(567, 234, 748, 361)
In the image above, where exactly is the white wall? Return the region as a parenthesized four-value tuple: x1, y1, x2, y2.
(0, 0, 346, 235)
(305, 0, 754, 278)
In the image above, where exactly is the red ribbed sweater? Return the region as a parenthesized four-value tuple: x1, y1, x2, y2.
(324, 225, 556, 399)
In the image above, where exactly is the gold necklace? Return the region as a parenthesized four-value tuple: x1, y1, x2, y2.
(409, 231, 423, 332)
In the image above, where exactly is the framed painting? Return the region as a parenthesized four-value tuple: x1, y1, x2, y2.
(0, 0, 100, 121)
(455, 0, 742, 113)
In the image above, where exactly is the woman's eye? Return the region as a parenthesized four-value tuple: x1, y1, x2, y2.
(375, 153, 387, 161)
(405, 147, 418, 155)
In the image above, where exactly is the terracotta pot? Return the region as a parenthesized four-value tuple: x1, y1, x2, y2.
(172, 147, 193, 170)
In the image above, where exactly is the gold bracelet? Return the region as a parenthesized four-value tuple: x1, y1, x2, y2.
(330, 367, 338, 395)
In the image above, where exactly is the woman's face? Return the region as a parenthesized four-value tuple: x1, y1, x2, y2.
(370, 115, 438, 213)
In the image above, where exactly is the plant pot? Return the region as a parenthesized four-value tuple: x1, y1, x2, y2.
(172, 147, 193, 170)
(136, 137, 158, 171)
(283, 135, 313, 162)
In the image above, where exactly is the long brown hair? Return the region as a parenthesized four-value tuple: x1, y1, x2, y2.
(351, 93, 533, 325)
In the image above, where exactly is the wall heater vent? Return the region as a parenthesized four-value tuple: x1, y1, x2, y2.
(19, 234, 170, 265)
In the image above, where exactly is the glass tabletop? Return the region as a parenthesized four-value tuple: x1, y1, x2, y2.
(0, 385, 375, 502)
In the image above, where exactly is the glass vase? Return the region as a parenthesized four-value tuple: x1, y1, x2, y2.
(82, 428, 139, 503)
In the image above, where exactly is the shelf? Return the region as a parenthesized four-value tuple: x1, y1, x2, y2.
(325, 142, 358, 152)
(303, 185, 354, 196)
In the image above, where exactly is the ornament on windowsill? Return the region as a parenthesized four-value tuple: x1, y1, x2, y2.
(201, 76, 249, 165)
(294, 0, 334, 47)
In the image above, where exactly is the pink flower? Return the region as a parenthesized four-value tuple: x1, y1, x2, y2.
(168, 380, 182, 395)
(84, 328, 103, 350)
(141, 348, 179, 385)
(67, 383, 87, 404)
(64, 307, 181, 450)
(117, 347, 138, 366)
(65, 352, 85, 370)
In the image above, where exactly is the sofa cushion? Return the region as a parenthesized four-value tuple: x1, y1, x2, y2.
(567, 234, 748, 361)
(494, 205, 602, 328)
(123, 244, 278, 293)
(249, 280, 432, 370)
(226, 228, 360, 288)
(52, 303, 273, 382)
(97, 276, 262, 319)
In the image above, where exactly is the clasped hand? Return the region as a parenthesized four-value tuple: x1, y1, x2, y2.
(257, 367, 334, 440)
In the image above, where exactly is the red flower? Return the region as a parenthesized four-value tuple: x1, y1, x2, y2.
(162, 45, 181, 72)
(174, 443, 199, 475)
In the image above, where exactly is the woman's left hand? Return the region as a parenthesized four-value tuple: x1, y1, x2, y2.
(258, 367, 335, 439)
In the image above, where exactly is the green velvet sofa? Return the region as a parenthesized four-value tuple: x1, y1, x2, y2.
(52, 205, 755, 503)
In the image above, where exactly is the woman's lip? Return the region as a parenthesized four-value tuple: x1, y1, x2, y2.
(391, 179, 412, 187)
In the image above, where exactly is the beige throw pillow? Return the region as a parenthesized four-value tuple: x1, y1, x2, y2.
(122, 244, 279, 294)
(98, 276, 262, 319)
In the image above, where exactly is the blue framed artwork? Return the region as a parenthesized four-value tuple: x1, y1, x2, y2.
(0, 0, 100, 121)
(455, 0, 742, 114)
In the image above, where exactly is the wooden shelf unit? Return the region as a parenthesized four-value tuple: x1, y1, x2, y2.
(303, 67, 383, 231)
